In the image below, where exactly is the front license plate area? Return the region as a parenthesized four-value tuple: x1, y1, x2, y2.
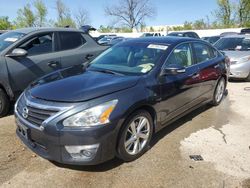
(17, 119, 30, 140)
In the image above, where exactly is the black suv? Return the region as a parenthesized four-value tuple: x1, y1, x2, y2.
(0, 28, 108, 117)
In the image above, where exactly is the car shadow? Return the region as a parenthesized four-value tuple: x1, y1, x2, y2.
(52, 103, 215, 172)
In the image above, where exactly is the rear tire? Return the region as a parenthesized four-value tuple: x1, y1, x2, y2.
(0, 89, 10, 118)
(211, 78, 226, 106)
(117, 110, 153, 162)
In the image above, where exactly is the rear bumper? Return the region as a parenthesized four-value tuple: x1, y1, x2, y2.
(15, 115, 120, 165)
(229, 62, 250, 79)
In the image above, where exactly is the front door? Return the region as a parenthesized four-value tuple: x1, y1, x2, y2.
(6, 32, 61, 93)
(158, 43, 201, 125)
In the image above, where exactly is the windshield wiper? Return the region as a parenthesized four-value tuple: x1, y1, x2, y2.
(91, 69, 124, 76)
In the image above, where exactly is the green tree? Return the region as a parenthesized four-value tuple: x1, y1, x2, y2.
(238, 0, 250, 27)
(98, 25, 113, 33)
(214, 0, 234, 28)
(183, 21, 193, 30)
(34, 0, 47, 27)
(0, 17, 12, 30)
(15, 4, 36, 28)
(193, 19, 207, 29)
(55, 0, 76, 28)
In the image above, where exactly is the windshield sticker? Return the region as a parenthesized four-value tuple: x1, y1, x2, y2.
(147, 44, 168, 50)
(138, 63, 154, 73)
(4, 38, 18, 42)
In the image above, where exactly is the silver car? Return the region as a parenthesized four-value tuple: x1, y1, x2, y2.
(214, 35, 250, 81)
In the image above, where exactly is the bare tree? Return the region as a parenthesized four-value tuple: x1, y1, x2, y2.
(75, 8, 90, 27)
(55, 0, 76, 28)
(105, 0, 156, 31)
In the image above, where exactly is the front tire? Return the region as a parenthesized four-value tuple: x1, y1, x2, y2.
(117, 110, 153, 162)
(211, 78, 226, 106)
(0, 89, 10, 117)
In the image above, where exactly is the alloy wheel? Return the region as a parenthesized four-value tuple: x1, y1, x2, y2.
(215, 79, 225, 103)
(124, 116, 150, 155)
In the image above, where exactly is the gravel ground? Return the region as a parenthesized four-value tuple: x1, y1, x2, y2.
(0, 82, 250, 188)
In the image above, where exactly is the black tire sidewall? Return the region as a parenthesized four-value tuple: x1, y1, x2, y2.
(0, 89, 10, 117)
(117, 110, 153, 162)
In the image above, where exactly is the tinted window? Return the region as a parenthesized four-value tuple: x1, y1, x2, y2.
(214, 37, 250, 51)
(193, 43, 214, 63)
(166, 43, 193, 67)
(19, 33, 53, 56)
(59, 32, 86, 51)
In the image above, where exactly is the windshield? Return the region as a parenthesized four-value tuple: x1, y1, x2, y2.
(89, 42, 168, 75)
(214, 37, 250, 51)
(0, 31, 25, 52)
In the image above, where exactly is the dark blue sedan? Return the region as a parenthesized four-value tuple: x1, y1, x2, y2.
(15, 37, 229, 165)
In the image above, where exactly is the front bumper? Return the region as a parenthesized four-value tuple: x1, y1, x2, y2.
(15, 114, 120, 165)
(229, 62, 250, 79)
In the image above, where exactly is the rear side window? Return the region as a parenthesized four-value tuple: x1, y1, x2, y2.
(193, 43, 215, 63)
(166, 43, 193, 67)
(58, 32, 86, 51)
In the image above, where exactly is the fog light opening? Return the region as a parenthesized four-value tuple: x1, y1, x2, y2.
(65, 144, 99, 161)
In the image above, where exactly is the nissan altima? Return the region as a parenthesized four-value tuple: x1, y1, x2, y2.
(15, 37, 229, 165)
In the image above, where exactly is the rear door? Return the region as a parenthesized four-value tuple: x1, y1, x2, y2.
(158, 42, 202, 125)
(191, 42, 222, 100)
(6, 32, 62, 93)
(56, 32, 107, 68)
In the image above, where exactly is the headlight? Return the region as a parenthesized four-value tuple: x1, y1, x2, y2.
(63, 100, 118, 127)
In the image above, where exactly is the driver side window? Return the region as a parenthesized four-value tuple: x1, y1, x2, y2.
(165, 43, 193, 67)
(19, 33, 53, 56)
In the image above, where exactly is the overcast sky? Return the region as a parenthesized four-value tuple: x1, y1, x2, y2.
(0, 0, 220, 28)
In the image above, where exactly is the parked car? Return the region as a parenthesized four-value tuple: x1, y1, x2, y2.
(214, 35, 250, 81)
(0, 28, 108, 117)
(94, 34, 117, 42)
(241, 28, 250, 34)
(15, 37, 229, 165)
(141, 33, 162, 37)
(168, 31, 200, 39)
(220, 32, 239, 37)
(0, 31, 6, 35)
(202, 36, 221, 44)
(98, 36, 117, 45)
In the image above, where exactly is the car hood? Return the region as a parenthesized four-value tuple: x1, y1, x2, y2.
(223, 51, 250, 61)
(29, 66, 140, 102)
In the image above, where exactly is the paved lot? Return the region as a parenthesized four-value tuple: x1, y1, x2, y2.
(0, 82, 250, 188)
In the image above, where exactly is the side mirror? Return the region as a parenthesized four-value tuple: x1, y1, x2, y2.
(6, 48, 28, 57)
(161, 64, 186, 76)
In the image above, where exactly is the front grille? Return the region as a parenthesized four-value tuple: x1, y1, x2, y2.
(16, 94, 59, 127)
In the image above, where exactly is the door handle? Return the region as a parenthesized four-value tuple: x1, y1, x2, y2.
(189, 72, 200, 79)
(85, 54, 94, 60)
(47, 61, 59, 68)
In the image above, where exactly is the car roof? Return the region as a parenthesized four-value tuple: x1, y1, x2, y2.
(221, 34, 250, 39)
(13, 27, 83, 34)
(123, 36, 201, 45)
